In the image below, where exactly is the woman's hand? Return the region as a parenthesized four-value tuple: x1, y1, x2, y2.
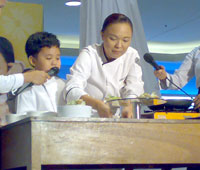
(81, 95, 113, 118)
(154, 65, 167, 80)
(96, 100, 113, 118)
(121, 102, 133, 118)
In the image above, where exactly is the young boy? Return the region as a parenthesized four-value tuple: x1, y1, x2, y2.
(16, 32, 66, 113)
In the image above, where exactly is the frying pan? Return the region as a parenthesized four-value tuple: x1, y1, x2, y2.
(148, 99, 193, 111)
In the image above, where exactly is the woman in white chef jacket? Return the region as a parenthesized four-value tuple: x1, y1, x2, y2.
(65, 13, 144, 118)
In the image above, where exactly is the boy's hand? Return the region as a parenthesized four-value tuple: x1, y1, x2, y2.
(23, 70, 50, 85)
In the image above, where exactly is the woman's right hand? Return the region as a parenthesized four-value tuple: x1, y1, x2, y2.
(81, 95, 113, 118)
(154, 65, 167, 80)
(96, 100, 113, 118)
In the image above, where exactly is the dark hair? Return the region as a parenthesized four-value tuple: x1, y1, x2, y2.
(0, 36, 15, 63)
(101, 13, 133, 33)
(25, 31, 60, 58)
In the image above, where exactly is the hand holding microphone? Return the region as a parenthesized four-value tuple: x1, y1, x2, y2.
(23, 67, 59, 88)
(153, 65, 167, 80)
(143, 53, 193, 99)
(8, 67, 59, 100)
(23, 70, 50, 85)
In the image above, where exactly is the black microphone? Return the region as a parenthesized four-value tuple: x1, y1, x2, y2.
(8, 67, 59, 100)
(144, 53, 160, 70)
(143, 53, 193, 99)
(46, 67, 59, 77)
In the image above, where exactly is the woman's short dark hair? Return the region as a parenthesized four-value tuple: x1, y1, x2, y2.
(0, 36, 15, 63)
(25, 31, 60, 58)
(101, 13, 133, 33)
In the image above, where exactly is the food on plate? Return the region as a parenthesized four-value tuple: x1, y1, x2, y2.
(105, 95, 130, 107)
(138, 92, 160, 106)
(118, 100, 130, 106)
(105, 95, 121, 101)
(139, 92, 159, 99)
(105, 95, 121, 107)
(67, 99, 86, 105)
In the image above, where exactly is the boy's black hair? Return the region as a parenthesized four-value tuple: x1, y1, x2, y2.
(0, 36, 15, 63)
(25, 31, 60, 58)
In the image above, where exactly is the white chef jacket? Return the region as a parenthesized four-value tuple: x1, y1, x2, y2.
(0, 74, 24, 93)
(160, 46, 200, 90)
(16, 76, 66, 114)
(65, 44, 144, 102)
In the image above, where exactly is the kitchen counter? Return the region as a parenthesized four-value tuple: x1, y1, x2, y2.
(1, 117, 200, 170)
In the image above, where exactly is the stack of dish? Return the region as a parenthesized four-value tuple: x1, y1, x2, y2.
(57, 105, 92, 118)
(6, 113, 27, 124)
(5, 111, 57, 124)
(26, 111, 57, 117)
